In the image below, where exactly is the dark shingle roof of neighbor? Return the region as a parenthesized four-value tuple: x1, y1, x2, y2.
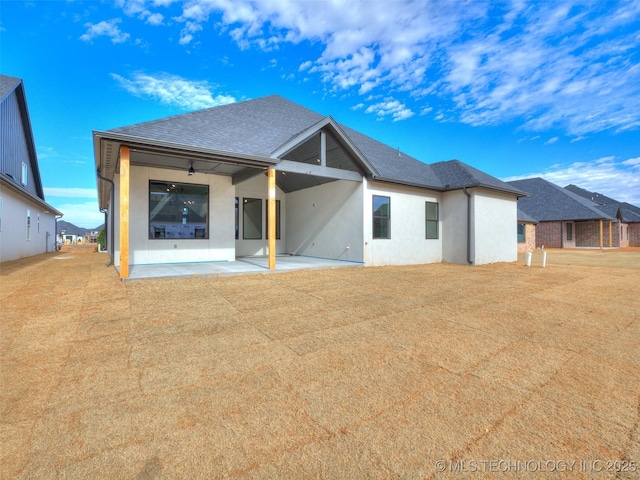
(507, 177, 615, 221)
(564, 184, 620, 205)
(565, 184, 640, 223)
(104, 95, 524, 195)
(517, 209, 538, 223)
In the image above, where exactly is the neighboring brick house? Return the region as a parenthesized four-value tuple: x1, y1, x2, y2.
(565, 184, 640, 248)
(517, 209, 537, 253)
(507, 177, 623, 249)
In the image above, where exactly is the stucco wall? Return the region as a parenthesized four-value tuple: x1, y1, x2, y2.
(364, 179, 442, 266)
(630, 223, 640, 247)
(0, 185, 58, 262)
(441, 190, 469, 264)
(286, 179, 363, 262)
(235, 173, 286, 257)
(113, 166, 235, 266)
(472, 190, 518, 264)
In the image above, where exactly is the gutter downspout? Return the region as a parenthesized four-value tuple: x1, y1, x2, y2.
(96, 169, 115, 267)
(55, 214, 63, 251)
(463, 187, 473, 264)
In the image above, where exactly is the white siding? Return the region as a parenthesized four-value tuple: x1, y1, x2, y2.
(286, 180, 363, 262)
(364, 179, 442, 266)
(113, 166, 235, 266)
(0, 185, 58, 262)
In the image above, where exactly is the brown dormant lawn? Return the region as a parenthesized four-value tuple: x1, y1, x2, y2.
(1, 246, 639, 479)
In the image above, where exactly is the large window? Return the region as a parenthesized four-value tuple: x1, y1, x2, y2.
(149, 181, 208, 239)
(426, 202, 439, 239)
(517, 223, 526, 243)
(566, 222, 573, 241)
(266, 200, 281, 239)
(243, 198, 262, 239)
(373, 195, 390, 239)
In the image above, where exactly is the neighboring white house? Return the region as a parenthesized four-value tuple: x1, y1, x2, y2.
(93, 95, 525, 279)
(1, 74, 62, 262)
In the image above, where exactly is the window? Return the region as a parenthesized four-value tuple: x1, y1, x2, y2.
(148, 181, 208, 239)
(26, 209, 31, 240)
(21, 162, 28, 186)
(426, 202, 439, 239)
(517, 223, 526, 243)
(266, 200, 281, 240)
(243, 198, 262, 239)
(235, 197, 239, 240)
(38, 213, 40, 233)
(373, 195, 390, 239)
(566, 222, 573, 241)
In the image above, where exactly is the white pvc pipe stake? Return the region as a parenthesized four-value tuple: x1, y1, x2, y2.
(542, 251, 547, 268)
(526, 252, 532, 267)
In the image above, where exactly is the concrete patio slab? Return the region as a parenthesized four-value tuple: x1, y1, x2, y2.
(123, 254, 363, 280)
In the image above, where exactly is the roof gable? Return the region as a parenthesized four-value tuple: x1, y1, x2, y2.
(0, 74, 46, 200)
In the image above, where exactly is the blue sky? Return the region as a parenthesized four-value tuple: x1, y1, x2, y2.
(2, 0, 639, 228)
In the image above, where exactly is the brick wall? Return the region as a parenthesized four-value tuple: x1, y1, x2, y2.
(630, 223, 640, 247)
(517, 223, 536, 252)
(575, 220, 619, 247)
(536, 221, 562, 248)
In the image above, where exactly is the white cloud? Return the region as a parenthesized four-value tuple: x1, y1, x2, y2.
(146, 12, 164, 25)
(53, 200, 105, 229)
(111, 72, 236, 109)
(544, 137, 559, 145)
(45, 187, 98, 199)
(111, 0, 640, 132)
(80, 18, 130, 44)
(503, 155, 640, 206)
(365, 98, 415, 122)
(622, 156, 640, 166)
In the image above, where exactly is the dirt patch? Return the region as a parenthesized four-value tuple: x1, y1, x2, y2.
(1, 245, 639, 478)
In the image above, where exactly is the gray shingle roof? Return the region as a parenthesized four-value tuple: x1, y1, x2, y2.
(507, 177, 615, 221)
(517, 209, 538, 223)
(431, 160, 525, 195)
(109, 95, 324, 157)
(105, 95, 523, 195)
(564, 184, 619, 205)
(0, 74, 21, 100)
(565, 184, 640, 223)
